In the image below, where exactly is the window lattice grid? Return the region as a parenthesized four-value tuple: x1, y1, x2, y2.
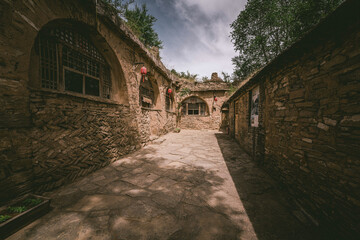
(39, 38, 58, 89)
(62, 46, 101, 78)
(38, 26, 112, 99)
(54, 28, 74, 45)
(54, 28, 105, 63)
(140, 82, 155, 108)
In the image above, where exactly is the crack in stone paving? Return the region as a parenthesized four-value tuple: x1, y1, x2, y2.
(8, 130, 322, 240)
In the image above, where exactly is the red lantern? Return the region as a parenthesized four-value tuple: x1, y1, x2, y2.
(214, 96, 218, 101)
(141, 66, 147, 82)
(167, 88, 172, 100)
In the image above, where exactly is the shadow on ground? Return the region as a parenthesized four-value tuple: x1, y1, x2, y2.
(215, 132, 342, 240)
(9, 131, 257, 240)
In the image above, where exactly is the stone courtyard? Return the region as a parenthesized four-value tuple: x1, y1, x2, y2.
(7, 130, 330, 240)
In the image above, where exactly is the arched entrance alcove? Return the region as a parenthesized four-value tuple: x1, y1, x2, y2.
(29, 19, 129, 104)
(181, 96, 209, 116)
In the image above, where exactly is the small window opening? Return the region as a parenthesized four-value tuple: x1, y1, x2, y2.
(139, 80, 155, 108)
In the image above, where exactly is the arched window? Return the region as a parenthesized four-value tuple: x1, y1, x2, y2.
(181, 96, 208, 116)
(36, 26, 111, 98)
(165, 88, 174, 111)
(139, 80, 155, 108)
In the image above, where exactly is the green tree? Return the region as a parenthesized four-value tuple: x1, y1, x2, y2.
(171, 69, 198, 81)
(102, 0, 134, 17)
(125, 4, 163, 48)
(231, 0, 344, 80)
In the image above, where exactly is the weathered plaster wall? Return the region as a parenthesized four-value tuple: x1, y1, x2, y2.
(226, 1, 360, 236)
(0, 0, 176, 203)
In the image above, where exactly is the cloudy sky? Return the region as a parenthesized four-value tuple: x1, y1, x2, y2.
(135, 0, 247, 79)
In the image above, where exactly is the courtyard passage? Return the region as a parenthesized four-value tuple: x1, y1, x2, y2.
(9, 130, 321, 240)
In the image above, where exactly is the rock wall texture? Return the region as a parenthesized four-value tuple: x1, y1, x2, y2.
(226, 0, 360, 237)
(0, 0, 176, 203)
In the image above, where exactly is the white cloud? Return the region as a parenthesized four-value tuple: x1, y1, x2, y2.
(142, 0, 247, 78)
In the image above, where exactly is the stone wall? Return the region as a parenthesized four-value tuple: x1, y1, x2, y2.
(0, 0, 176, 203)
(226, 0, 360, 237)
(177, 77, 229, 130)
(179, 91, 228, 130)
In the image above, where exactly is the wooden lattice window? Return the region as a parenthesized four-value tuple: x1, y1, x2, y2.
(181, 97, 208, 116)
(139, 80, 155, 108)
(39, 38, 58, 89)
(37, 26, 111, 99)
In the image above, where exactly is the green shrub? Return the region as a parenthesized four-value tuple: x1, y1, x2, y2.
(23, 198, 42, 207)
(0, 215, 11, 223)
(7, 206, 27, 213)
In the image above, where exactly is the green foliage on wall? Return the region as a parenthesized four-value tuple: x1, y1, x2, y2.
(102, 0, 162, 49)
(171, 69, 198, 82)
(124, 3, 163, 49)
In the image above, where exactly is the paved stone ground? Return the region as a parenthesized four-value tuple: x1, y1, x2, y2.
(8, 130, 321, 240)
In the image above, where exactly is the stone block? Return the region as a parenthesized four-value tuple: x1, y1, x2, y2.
(302, 138, 313, 144)
(0, 136, 12, 151)
(317, 122, 329, 131)
(340, 115, 360, 127)
(299, 110, 315, 118)
(323, 117, 337, 126)
(289, 89, 305, 100)
(327, 162, 342, 172)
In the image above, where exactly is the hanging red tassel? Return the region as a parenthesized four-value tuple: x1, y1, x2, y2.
(141, 66, 147, 82)
(168, 88, 172, 100)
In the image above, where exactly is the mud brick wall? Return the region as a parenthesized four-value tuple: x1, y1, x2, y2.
(226, 1, 360, 237)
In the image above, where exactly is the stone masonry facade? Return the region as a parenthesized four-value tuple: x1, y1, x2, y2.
(177, 73, 230, 130)
(225, 0, 360, 237)
(0, 0, 177, 203)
